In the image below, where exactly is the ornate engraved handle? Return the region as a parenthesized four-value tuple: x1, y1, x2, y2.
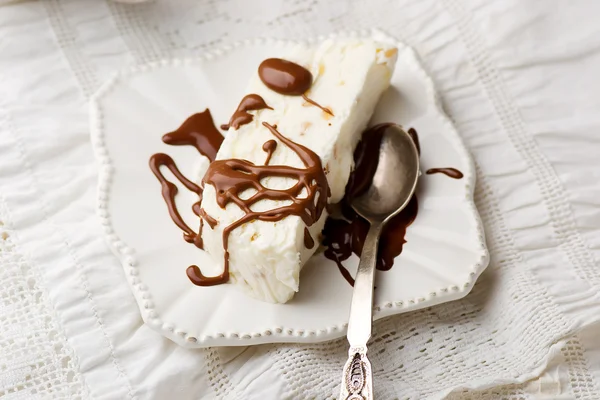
(339, 222, 381, 400)
(339, 347, 373, 400)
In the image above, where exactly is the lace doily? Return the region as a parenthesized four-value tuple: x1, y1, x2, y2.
(0, 199, 88, 398)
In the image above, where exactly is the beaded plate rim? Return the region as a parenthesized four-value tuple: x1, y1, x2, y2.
(90, 29, 489, 347)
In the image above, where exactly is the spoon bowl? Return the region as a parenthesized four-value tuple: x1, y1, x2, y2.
(339, 124, 420, 400)
(352, 124, 420, 222)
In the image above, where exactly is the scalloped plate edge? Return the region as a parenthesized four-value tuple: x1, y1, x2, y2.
(90, 28, 489, 347)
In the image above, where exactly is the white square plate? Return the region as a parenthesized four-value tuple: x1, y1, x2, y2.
(91, 30, 489, 348)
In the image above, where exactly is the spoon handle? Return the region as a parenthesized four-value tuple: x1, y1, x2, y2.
(340, 222, 382, 400)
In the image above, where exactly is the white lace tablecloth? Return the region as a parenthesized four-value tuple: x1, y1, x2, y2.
(1, 1, 600, 399)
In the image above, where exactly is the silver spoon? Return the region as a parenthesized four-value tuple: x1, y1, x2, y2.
(339, 124, 420, 400)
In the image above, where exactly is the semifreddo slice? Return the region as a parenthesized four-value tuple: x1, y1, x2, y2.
(195, 38, 398, 303)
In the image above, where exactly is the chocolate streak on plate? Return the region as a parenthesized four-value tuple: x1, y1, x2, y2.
(426, 167, 463, 179)
(407, 127, 420, 155)
(162, 109, 223, 161)
(150, 109, 224, 249)
(220, 94, 272, 131)
(149, 153, 205, 249)
(323, 124, 420, 286)
(186, 122, 329, 286)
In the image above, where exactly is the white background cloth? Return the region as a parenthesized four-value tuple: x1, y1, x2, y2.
(1, 0, 600, 399)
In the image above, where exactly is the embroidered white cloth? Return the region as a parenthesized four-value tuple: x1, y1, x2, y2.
(1, 1, 600, 399)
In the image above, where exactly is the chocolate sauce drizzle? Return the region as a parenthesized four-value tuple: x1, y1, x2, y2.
(198, 208, 218, 229)
(304, 227, 315, 249)
(186, 122, 330, 286)
(162, 109, 223, 161)
(262, 139, 277, 165)
(220, 94, 272, 131)
(426, 167, 463, 179)
(407, 127, 420, 155)
(151, 58, 338, 288)
(323, 124, 420, 286)
(149, 110, 224, 250)
(149, 153, 205, 249)
(152, 58, 431, 289)
(301, 94, 334, 116)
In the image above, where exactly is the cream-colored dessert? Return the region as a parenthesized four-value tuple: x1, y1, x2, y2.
(197, 39, 397, 303)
